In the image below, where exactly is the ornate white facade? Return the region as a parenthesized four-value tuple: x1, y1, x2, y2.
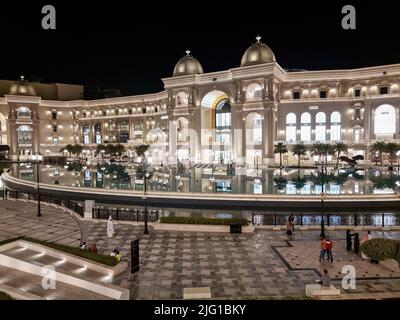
(1, 37, 400, 165)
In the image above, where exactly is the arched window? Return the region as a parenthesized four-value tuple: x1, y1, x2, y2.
(374, 104, 396, 135)
(286, 113, 297, 142)
(300, 112, 311, 142)
(17, 107, 31, 118)
(94, 123, 102, 144)
(330, 111, 341, 141)
(82, 124, 90, 145)
(246, 113, 262, 144)
(176, 118, 189, 142)
(315, 112, 326, 142)
(176, 92, 188, 107)
(18, 125, 32, 146)
(215, 100, 231, 144)
(245, 83, 263, 101)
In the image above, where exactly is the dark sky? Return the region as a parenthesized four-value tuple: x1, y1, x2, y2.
(1, 1, 399, 96)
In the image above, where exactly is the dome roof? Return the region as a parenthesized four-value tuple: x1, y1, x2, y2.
(173, 50, 204, 77)
(241, 36, 276, 67)
(9, 76, 37, 96)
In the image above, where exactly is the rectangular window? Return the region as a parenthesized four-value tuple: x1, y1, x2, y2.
(354, 89, 361, 97)
(285, 126, 296, 143)
(253, 127, 262, 144)
(52, 125, 58, 133)
(319, 91, 327, 99)
(380, 86, 388, 95)
(316, 125, 326, 142)
(300, 125, 311, 142)
(52, 112, 57, 120)
(142, 108, 146, 114)
(292, 91, 301, 100)
(354, 108, 361, 120)
(52, 137, 59, 145)
(354, 129, 361, 142)
(330, 125, 341, 142)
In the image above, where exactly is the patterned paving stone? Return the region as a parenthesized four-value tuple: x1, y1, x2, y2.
(2, 199, 400, 299)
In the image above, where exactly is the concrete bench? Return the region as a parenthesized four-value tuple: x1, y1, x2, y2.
(306, 284, 340, 297)
(183, 287, 211, 299)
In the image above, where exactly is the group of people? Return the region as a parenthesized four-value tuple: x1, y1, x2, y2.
(110, 248, 123, 262)
(319, 236, 334, 263)
(80, 242, 98, 253)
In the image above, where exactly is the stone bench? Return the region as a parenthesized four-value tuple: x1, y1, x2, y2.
(306, 284, 341, 297)
(183, 287, 211, 299)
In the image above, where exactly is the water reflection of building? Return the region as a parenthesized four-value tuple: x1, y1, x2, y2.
(1, 42, 400, 166)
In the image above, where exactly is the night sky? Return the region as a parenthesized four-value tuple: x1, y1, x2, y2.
(1, 1, 399, 96)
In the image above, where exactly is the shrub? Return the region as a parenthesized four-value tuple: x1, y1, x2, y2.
(160, 217, 249, 226)
(360, 238, 400, 262)
(0, 236, 118, 267)
(0, 291, 13, 300)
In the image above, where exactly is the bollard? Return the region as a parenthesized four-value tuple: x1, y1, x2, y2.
(131, 239, 139, 273)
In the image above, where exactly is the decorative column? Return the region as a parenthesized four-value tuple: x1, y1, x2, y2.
(31, 107, 40, 155)
(8, 106, 18, 160)
(262, 103, 277, 165)
(168, 119, 177, 164)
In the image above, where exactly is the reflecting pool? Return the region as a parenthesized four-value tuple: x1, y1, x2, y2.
(9, 162, 400, 196)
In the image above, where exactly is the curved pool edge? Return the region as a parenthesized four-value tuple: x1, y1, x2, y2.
(2, 172, 400, 210)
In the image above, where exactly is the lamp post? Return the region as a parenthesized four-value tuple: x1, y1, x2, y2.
(32, 154, 43, 217)
(143, 171, 150, 235)
(314, 155, 326, 238)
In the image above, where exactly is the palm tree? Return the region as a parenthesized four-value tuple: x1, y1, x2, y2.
(134, 144, 150, 158)
(333, 142, 349, 169)
(291, 143, 307, 168)
(291, 176, 307, 190)
(311, 142, 325, 158)
(105, 144, 115, 156)
(384, 142, 400, 167)
(370, 141, 386, 166)
(114, 144, 125, 157)
(274, 142, 288, 168)
(96, 144, 106, 157)
(72, 144, 83, 158)
(60, 144, 74, 157)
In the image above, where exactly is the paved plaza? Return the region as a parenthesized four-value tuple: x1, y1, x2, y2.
(1, 199, 400, 299)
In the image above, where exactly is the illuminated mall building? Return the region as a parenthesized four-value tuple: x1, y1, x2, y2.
(1, 36, 400, 165)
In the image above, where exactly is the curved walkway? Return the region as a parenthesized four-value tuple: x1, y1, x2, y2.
(0, 200, 84, 246)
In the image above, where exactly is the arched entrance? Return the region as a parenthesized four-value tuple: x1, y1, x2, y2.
(245, 112, 263, 164)
(200, 90, 232, 164)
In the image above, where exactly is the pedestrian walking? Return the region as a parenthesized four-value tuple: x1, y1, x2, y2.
(288, 213, 295, 233)
(107, 215, 115, 238)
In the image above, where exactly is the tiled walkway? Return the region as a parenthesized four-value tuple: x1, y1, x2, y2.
(1, 199, 400, 299)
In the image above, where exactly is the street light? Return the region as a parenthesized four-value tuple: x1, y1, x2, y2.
(32, 154, 43, 217)
(314, 154, 326, 238)
(143, 170, 150, 235)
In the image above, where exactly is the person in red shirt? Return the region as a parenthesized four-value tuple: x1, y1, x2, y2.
(325, 237, 333, 263)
